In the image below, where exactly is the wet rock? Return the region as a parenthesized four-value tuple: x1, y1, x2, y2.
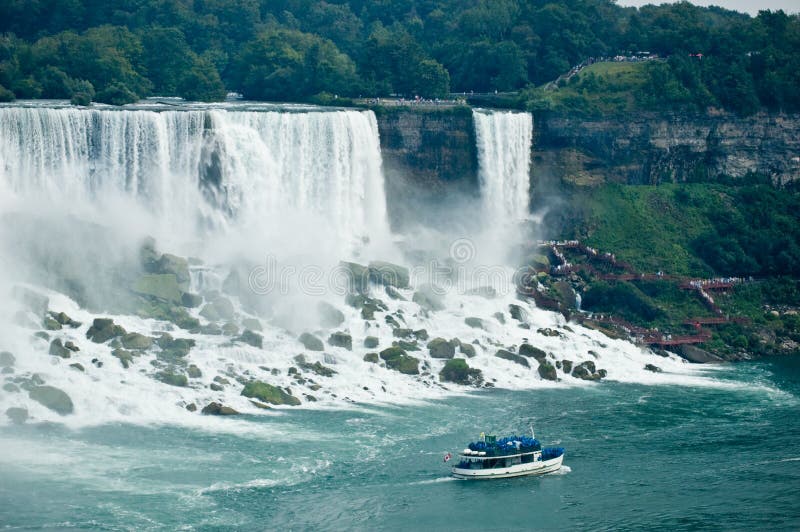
(200, 297, 236, 322)
(69, 363, 85, 372)
(439, 359, 483, 386)
(509, 304, 528, 322)
(156, 370, 188, 387)
(181, 292, 203, 308)
(187, 364, 202, 378)
(495, 349, 530, 368)
(427, 337, 455, 359)
(293, 355, 337, 377)
(393, 328, 414, 339)
(364, 336, 379, 349)
(156, 334, 195, 360)
(210, 383, 224, 391)
(385, 286, 406, 301)
(222, 322, 239, 336)
(3, 383, 20, 393)
(379, 347, 420, 375)
(154, 253, 191, 289)
(317, 301, 345, 328)
(299, 333, 324, 351)
(538, 361, 558, 381)
(412, 284, 445, 312)
(34, 331, 50, 341)
(459, 342, 477, 358)
(237, 329, 263, 349)
(242, 318, 262, 332)
(363, 352, 380, 363)
(368, 261, 410, 289)
(43, 317, 62, 331)
(186, 403, 197, 412)
(493, 312, 506, 324)
(0, 351, 15, 367)
(414, 329, 429, 341)
(49, 339, 71, 358)
(121, 333, 153, 351)
(385, 314, 402, 329)
(537, 328, 562, 338)
(50, 311, 80, 328)
(562, 360, 573, 374)
(29, 385, 73, 415)
(393, 340, 419, 351)
(135, 299, 199, 330)
(64, 341, 79, 352)
(571, 361, 603, 380)
(339, 261, 371, 294)
(679, 345, 723, 363)
(6, 407, 28, 424)
(241, 381, 301, 406)
(644, 363, 663, 373)
(327, 332, 352, 351)
(133, 274, 183, 304)
(112, 348, 135, 368)
(86, 318, 127, 344)
(518, 344, 547, 362)
(464, 317, 484, 329)
(213, 376, 230, 385)
(201, 402, 239, 415)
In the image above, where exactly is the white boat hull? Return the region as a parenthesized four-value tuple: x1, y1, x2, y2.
(451, 454, 564, 480)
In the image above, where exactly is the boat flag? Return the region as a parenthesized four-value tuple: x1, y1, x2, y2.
(443, 452, 452, 462)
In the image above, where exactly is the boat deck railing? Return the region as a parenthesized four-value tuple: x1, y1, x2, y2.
(458, 450, 541, 461)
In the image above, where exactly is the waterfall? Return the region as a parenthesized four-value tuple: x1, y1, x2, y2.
(472, 109, 533, 228)
(0, 105, 389, 247)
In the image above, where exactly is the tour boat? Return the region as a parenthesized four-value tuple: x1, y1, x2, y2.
(448, 429, 564, 479)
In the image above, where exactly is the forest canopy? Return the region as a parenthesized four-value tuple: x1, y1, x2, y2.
(0, 0, 797, 113)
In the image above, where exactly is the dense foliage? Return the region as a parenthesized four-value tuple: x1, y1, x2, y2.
(0, 1, 797, 110)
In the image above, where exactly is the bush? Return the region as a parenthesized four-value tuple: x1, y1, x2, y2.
(0, 84, 14, 102)
(95, 82, 138, 105)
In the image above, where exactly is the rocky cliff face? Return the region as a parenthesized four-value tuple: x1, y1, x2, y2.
(532, 112, 800, 189)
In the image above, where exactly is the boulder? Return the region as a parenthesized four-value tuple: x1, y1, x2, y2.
(493, 312, 506, 324)
(368, 261, 410, 289)
(339, 261, 370, 294)
(3, 383, 20, 393)
(317, 301, 345, 328)
(427, 338, 455, 359)
(155, 253, 190, 289)
(156, 370, 188, 387)
(385, 286, 406, 301)
(508, 304, 528, 322)
(210, 383, 224, 391)
(181, 292, 203, 308)
(187, 364, 202, 378)
(64, 341, 79, 352)
(644, 363, 663, 373)
(43, 317, 62, 330)
(679, 345, 723, 363)
(222, 322, 239, 336)
(363, 336, 380, 349)
(495, 349, 530, 368)
(537, 328, 562, 338)
(328, 332, 353, 351)
(28, 385, 73, 415)
(459, 342, 477, 358)
(379, 347, 420, 375)
(293, 355, 337, 377)
(439, 359, 483, 386)
(298, 333, 324, 351)
(414, 329, 429, 341)
(0, 351, 15, 367)
(412, 284, 445, 312)
(186, 403, 198, 412)
(242, 318, 262, 332)
(200, 297, 236, 322)
(133, 274, 183, 304)
(69, 363, 84, 372)
(363, 352, 379, 363)
(464, 317, 484, 329)
(393, 340, 419, 351)
(6, 407, 28, 424)
(86, 318, 127, 344)
(571, 361, 603, 380)
(201, 402, 240, 415)
(237, 329, 263, 349)
(49, 339, 71, 358)
(538, 361, 558, 381)
(562, 360, 573, 374)
(241, 381, 301, 406)
(385, 314, 403, 328)
(121, 333, 153, 350)
(50, 311, 79, 327)
(112, 348, 135, 368)
(518, 344, 547, 362)
(156, 334, 195, 359)
(393, 328, 414, 339)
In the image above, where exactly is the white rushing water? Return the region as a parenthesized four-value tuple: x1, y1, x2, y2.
(0, 104, 390, 248)
(0, 102, 715, 431)
(473, 109, 533, 229)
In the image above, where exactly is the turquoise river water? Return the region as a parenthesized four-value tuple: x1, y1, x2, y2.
(1, 358, 799, 531)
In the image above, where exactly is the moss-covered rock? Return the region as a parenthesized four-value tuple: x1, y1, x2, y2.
(317, 301, 345, 328)
(562, 360, 573, 374)
(43, 317, 62, 330)
(200, 297, 236, 322)
(328, 331, 352, 350)
(65, 341, 79, 352)
(294, 355, 337, 377)
(427, 337, 455, 359)
(298, 332, 324, 351)
(364, 336, 379, 348)
(181, 292, 203, 308)
(363, 352, 380, 363)
(393, 328, 414, 339)
(154, 253, 191, 289)
(86, 318, 127, 343)
(29, 385, 73, 415)
(459, 342, 477, 358)
(201, 402, 239, 415)
(121, 333, 153, 350)
(49, 311, 80, 328)
(339, 261, 370, 294)
(241, 381, 301, 406)
(156, 370, 188, 387)
(537, 327, 563, 338)
(464, 317, 484, 329)
(571, 361, 604, 380)
(156, 334, 195, 361)
(49, 339, 71, 358)
(133, 274, 183, 304)
(237, 329, 263, 348)
(135, 299, 200, 330)
(368, 261, 410, 289)
(380, 347, 420, 374)
(112, 348, 135, 368)
(495, 349, 530, 368)
(439, 358, 483, 386)
(538, 361, 558, 381)
(518, 344, 547, 362)
(187, 364, 202, 378)
(644, 363, 663, 373)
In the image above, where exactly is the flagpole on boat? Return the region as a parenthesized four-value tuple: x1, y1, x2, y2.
(530, 423, 535, 439)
